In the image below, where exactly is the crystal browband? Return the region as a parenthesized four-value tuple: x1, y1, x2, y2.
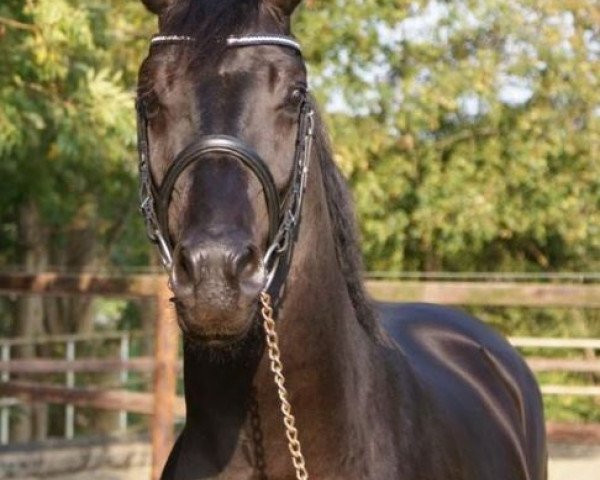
(150, 34, 301, 53)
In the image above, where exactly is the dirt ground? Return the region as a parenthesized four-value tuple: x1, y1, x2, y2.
(25, 445, 600, 480)
(548, 443, 600, 480)
(2, 440, 599, 479)
(76, 445, 600, 480)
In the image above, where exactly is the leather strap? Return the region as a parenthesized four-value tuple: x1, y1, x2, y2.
(156, 135, 281, 249)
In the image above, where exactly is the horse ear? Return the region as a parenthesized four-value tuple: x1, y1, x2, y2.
(264, 0, 303, 16)
(140, 0, 176, 15)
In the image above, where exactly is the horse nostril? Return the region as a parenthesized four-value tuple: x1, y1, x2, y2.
(230, 244, 260, 281)
(171, 241, 260, 292)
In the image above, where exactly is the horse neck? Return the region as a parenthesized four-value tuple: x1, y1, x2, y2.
(180, 146, 380, 454)
(257, 152, 373, 405)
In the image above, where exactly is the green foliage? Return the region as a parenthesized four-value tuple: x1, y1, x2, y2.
(2, 0, 596, 272)
(296, 0, 599, 273)
(0, 0, 154, 265)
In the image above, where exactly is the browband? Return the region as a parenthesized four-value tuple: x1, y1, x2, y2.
(150, 34, 302, 53)
(227, 35, 301, 51)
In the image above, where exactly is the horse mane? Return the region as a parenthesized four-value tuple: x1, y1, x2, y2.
(313, 109, 383, 340)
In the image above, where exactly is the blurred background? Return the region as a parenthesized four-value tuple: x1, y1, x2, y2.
(0, 0, 598, 479)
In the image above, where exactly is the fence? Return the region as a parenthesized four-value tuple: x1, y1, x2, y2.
(0, 273, 179, 480)
(1, 335, 597, 428)
(366, 278, 600, 307)
(510, 337, 600, 397)
(0, 272, 599, 475)
(0, 330, 154, 443)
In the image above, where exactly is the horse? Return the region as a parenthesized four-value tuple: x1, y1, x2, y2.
(135, 1, 547, 478)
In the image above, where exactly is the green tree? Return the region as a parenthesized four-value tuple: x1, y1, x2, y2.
(0, 0, 155, 272)
(295, 0, 600, 421)
(297, 0, 599, 273)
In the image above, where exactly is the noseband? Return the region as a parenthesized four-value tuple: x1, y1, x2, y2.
(136, 34, 314, 298)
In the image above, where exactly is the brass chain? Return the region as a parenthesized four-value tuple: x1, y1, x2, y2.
(259, 292, 309, 480)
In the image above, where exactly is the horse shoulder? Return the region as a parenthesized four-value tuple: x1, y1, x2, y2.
(376, 302, 547, 480)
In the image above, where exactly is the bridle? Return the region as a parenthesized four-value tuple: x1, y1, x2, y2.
(136, 33, 312, 479)
(137, 33, 314, 298)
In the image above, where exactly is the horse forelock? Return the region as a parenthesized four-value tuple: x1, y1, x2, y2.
(160, 0, 261, 60)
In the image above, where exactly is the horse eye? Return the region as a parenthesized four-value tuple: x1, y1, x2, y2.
(288, 87, 306, 107)
(143, 93, 162, 119)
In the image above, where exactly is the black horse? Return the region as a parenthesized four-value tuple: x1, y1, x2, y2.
(136, 1, 547, 478)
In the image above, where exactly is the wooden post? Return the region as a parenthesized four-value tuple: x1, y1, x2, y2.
(151, 283, 179, 480)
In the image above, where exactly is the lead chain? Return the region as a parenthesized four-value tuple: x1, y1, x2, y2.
(259, 292, 309, 480)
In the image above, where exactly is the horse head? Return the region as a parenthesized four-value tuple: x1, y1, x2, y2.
(137, 0, 310, 347)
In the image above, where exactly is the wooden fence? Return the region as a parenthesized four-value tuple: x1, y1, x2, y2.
(366, 279, 600, 307)
(509, 337, 600, 397)
(0, 272, 599, 474)
(0, 273, 178, 480)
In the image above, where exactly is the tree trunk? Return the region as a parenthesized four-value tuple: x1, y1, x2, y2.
(50, 209, 119, 435)
(11, 201, 48, 442)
